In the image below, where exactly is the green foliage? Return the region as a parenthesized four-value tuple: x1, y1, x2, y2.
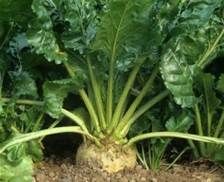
(190, 72, 224, 162)
(0, 0, 33, 24)
(160, 0, 224, 108)
(93, 0, 153, 59)
(137, 110, 193, 170)
(0, 104, 44, 159)
(43, 77, 85, 118)
(160, 48, 197, 107)
(60, 0, 100, 53)
(0, 155, 33, 182)
(0, 51, 43, 181)
(165, 112, 193, 132)
(9, 71, 38, 99)
(0, 104, 43, 182)
(27, 0, 67, 64)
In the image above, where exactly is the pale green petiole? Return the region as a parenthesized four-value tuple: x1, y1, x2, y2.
(125, 131, 224, 148)
(0, 126, 100, 154)
(64, 61, 102, 134)
(115, 66, 159, 135)
(118, 90, 169, 138)
(61, 108, 89, 133)
(79, 89, 101, 134)
(108, 57, 145, 133)
(214, 110, 224, 138)
(87, 57, 106, 129)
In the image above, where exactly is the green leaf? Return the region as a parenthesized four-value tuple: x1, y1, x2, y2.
(6, 145, 26, 163)
(160, 48, 197, 108)
(9, 71, 38, 99)
(26, 141, 43, 162)
(165, 112, 193, 132)
(160, 1, 224, 108)
(1, 134, 43, 163)
(43, 77, 85, 118)
(173, 0, 221, 30)
(0, 155, 33, 182)
(27, 0, 67, 64)
(160, 22, 223, 108)
(7, 33, 29, 59)
(217, 74, 224, 93)
(170, 3, 224, 68)
(60, 0, 99, 54)
(160, 26, 224, 107)
(93, 0, 153, 60)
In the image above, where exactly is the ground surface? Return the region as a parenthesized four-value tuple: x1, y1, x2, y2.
(33, 155, 224, 182)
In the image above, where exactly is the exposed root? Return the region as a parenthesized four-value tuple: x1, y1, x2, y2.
(76, 140, 137, 173)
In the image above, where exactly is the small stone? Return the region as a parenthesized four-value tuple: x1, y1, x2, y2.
(60, 163, 67, 170)
(152, 178, 157, 182)
(136, 165, 143, 171)
(35, 173, 45, 182)
(101, 172, 107, 179)
(140, 177, 146, 181)
(49, 172, 55, 178)
(116, 173, 122, 178)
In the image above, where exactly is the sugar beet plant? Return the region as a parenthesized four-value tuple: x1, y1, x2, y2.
(1, 0, 224, 175)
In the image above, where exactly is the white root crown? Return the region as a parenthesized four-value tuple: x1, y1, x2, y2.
(76, 140, 137, 173)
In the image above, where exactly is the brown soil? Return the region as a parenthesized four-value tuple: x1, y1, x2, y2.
(33, 156, 224, 182)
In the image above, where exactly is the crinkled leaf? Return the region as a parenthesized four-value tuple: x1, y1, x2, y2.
(0, 155, 33, 182)
(172, 1, 221, 31)
(217, 74, 224, 93)
(160, 48, 197, 108)
(161, 25, 224, 107)
(60, 0, 99, 54)
(27, 0, 67, 64)
(160, 1, 224, 108)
